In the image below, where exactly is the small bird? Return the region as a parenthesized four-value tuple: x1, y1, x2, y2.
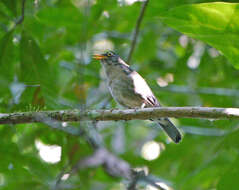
(93, 51, 181, 143)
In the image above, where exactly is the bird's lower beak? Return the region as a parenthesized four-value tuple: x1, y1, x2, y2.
(93, 54, 107, 60)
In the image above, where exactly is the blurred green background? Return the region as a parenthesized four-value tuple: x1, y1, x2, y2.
(1, 0, 239, 189)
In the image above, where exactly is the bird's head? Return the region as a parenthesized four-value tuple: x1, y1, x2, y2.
(93, 51, 119, 65)
(93, 51, 132, 78)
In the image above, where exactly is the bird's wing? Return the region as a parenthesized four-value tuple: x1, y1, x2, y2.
(145, 95, 160, 107)
(129, 71, 160, 107)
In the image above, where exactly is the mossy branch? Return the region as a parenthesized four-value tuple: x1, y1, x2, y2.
(0, 107, 239, 125)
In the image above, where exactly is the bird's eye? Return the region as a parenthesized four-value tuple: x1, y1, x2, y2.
(107, 52, 113, 57)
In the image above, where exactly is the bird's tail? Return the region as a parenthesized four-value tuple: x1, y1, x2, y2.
(156, 118, 182, 143)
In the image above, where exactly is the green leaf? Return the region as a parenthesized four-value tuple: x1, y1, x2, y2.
(36, 4, 83, 29)
(217, 157, 239, 190)
(1, 0, 17, 16)
(0, 30, 15, 92)
(19, 31, 59, 108)
(158, 2, 239, 68)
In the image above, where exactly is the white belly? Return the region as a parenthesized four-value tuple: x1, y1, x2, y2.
(108, 77, 144, 108)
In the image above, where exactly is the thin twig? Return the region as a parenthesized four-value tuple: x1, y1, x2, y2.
(127, 0, 149, 64)
(15, 0, 26, 26)
(54, 164, 69, 190)
(70, 148, 132, 179)
(128, 170, 166, 190)
(143, 178, 165, 190)
(54, 97, 109, 189)
(161, 85, 239, 97)
(33, 114, 84, 136)
(127, 170, 142, 190)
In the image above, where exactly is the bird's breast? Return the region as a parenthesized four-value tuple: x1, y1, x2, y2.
(108, 74, 144, 108)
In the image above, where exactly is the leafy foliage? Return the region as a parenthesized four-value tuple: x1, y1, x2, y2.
(0, 0, 239, 190)
(158, 2, 239, 68)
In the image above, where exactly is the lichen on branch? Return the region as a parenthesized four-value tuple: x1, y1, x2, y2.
(0, 107, 239, 125)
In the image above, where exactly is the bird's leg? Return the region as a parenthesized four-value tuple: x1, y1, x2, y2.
(132, 103, 146, 112)
(141, 103, 146, 109)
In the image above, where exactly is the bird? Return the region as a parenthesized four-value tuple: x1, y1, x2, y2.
(93, 51, 182, 143)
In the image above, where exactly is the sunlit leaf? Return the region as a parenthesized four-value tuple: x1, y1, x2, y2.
(158, 3, 239, 68)
(19, 31, 59, 107)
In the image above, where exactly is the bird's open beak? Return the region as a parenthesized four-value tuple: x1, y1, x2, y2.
(93, 54, 107, 60)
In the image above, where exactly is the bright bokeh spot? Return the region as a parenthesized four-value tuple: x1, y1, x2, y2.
(208, 48, 220, 58)
(102, 11, 110, 18)
(0, 174, 4, 186)
(141, 141, 161, 161)
(157, 77, 168, 87)
(146, 182, 173, 190)
(157, 73, 174, 87)
(179, 35, 188, 48)
(61, 173, 70, 181)
(187, 56, 200, 69)
(35, 140, 62, 164)
(224, 108, 239, 116)
(93, 39, 114, 54)
(187, 42, 205, 69)
(118, 0, 145, 5)
(62, 122, 68, 127)
(134, 166, 149, 175)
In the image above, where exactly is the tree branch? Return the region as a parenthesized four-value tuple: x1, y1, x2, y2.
(1, 107, 239, 125)
(70, 148, 132, 179)
(127, 0, 149, 64)
(128, 170, 166, 190)
(15, 0, 26, 26)
(30, 111, 169, 190)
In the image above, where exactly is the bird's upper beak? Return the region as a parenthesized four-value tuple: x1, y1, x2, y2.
(93, 54, 107, 60)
